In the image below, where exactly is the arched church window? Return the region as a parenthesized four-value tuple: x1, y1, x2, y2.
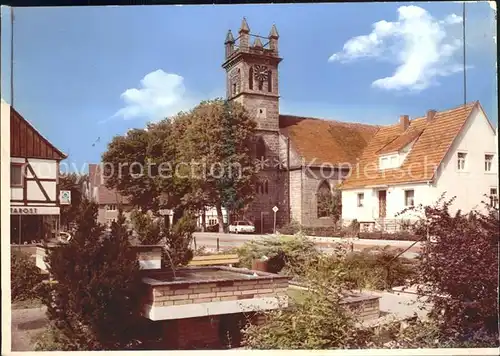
(249, 67, 254, 90)
(258, 80, 263, 91)
(267, 70, 272, 92)
(255, 136, 266, 160)
(264, 180, 269, 194)
(317, 180, 332, 218)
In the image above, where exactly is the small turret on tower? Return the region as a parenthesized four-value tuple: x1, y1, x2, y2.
(225, 30, 235, 58)
(239, 17, 250, 51)
(268, 24, 279, 53)
(253, 37, 263, 49)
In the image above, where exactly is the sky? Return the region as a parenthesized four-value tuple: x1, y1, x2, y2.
(1, 2, 497, 173)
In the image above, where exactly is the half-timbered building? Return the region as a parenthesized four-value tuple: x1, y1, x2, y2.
(5, 100, 67, 243)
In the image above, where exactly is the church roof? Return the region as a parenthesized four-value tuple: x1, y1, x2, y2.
(279, 115, 379, 166)
(340, 101, 482, 189)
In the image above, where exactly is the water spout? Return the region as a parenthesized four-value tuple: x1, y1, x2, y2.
(163, 247, 176, 280)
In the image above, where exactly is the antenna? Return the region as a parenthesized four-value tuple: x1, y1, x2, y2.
(462, 1, 467, 106)
(10, 7, 14, 106)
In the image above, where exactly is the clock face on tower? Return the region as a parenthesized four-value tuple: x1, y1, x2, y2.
(253, 65, 269, 82)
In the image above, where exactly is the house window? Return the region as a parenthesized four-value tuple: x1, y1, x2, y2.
(485, 154, 494, 172)
(106, 204, 117, 211)
(208, 218, 217, 226)
(357, 193, 364, 207)
(489, 188, 498, 208)
(380, 157, 388, 169)
(405, 190, 415, 207)
(457, 152, 467, 171)
(11, 164, 23, 187)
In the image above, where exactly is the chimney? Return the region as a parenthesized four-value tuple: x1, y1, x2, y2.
(427, 109, 437, 122)
(400, 115, 410, 132)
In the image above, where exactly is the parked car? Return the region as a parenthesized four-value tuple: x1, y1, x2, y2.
(228, 221, 255, 234)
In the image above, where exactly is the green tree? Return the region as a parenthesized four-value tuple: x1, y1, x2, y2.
(102, 128, 163, 213)
(181, 99, 257, 232)
(59, 172, 88, 230)
(164, 212, 196, 267)
(43, 200, 144, 350)
(103, 99, 258, 234)
(130, 209, 164, 245)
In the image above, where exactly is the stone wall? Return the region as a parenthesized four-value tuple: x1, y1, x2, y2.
(300, 167, 347, 227)
(148, 278, 289, 308)
(340, 293, 380, 321)
(160, 312, 267, 349)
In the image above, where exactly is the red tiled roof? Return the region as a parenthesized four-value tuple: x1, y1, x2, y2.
(378, 127, 424, 155)
(88, 163, 130, 205)
(341, 102, 480, 189)
(279, 115, 379, 165)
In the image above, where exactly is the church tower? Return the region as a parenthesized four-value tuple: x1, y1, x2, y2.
(222, 18, 286, 233)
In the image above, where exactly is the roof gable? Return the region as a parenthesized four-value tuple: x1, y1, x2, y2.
(341, 102, 478, 189)
(279, 115, 379, 165)
(88, 163, 130, 205)
(10, 107, 67, 160)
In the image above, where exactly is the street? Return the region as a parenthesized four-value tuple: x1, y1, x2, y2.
(192, 232, 421, 258)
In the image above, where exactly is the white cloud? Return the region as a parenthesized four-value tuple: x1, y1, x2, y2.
(113, 69, 197, 121)
(329, 5, 466, 92)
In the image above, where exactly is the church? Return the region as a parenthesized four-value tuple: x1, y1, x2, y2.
(223, 18, 498, 234)
(223, 18, 379, 233)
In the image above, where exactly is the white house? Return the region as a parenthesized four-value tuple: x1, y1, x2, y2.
(4, 101, 68, 243)
(340, 101, 498, 232)
(196, 206, 228, 229)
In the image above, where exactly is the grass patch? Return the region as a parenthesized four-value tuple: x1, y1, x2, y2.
(12, 298, 44, 310)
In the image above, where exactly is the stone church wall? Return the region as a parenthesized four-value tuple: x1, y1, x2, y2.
(300, 167, 344, 227)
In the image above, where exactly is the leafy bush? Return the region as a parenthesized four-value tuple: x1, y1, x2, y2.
(367, 318, 500, 349)
(338, 247, 417, 290)
(358, 231, 420, 241)
(302, 226, 346, 237)
(236, 234, 319, 276)
(406, 197, 499, 342)
(277, 222, 347, 238)
(34, 326, 67, 351)
(242, 255, 372, 349)
(11, 250, 44, 302)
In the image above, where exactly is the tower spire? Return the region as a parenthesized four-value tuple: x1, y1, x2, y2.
(225, 29, 234, 44)
(240, 17, 250, 33)
(269, 24, 279, 39)
(253, 37, 263, 48)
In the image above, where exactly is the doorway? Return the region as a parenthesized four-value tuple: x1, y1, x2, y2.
(378, 190, 387, 218)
